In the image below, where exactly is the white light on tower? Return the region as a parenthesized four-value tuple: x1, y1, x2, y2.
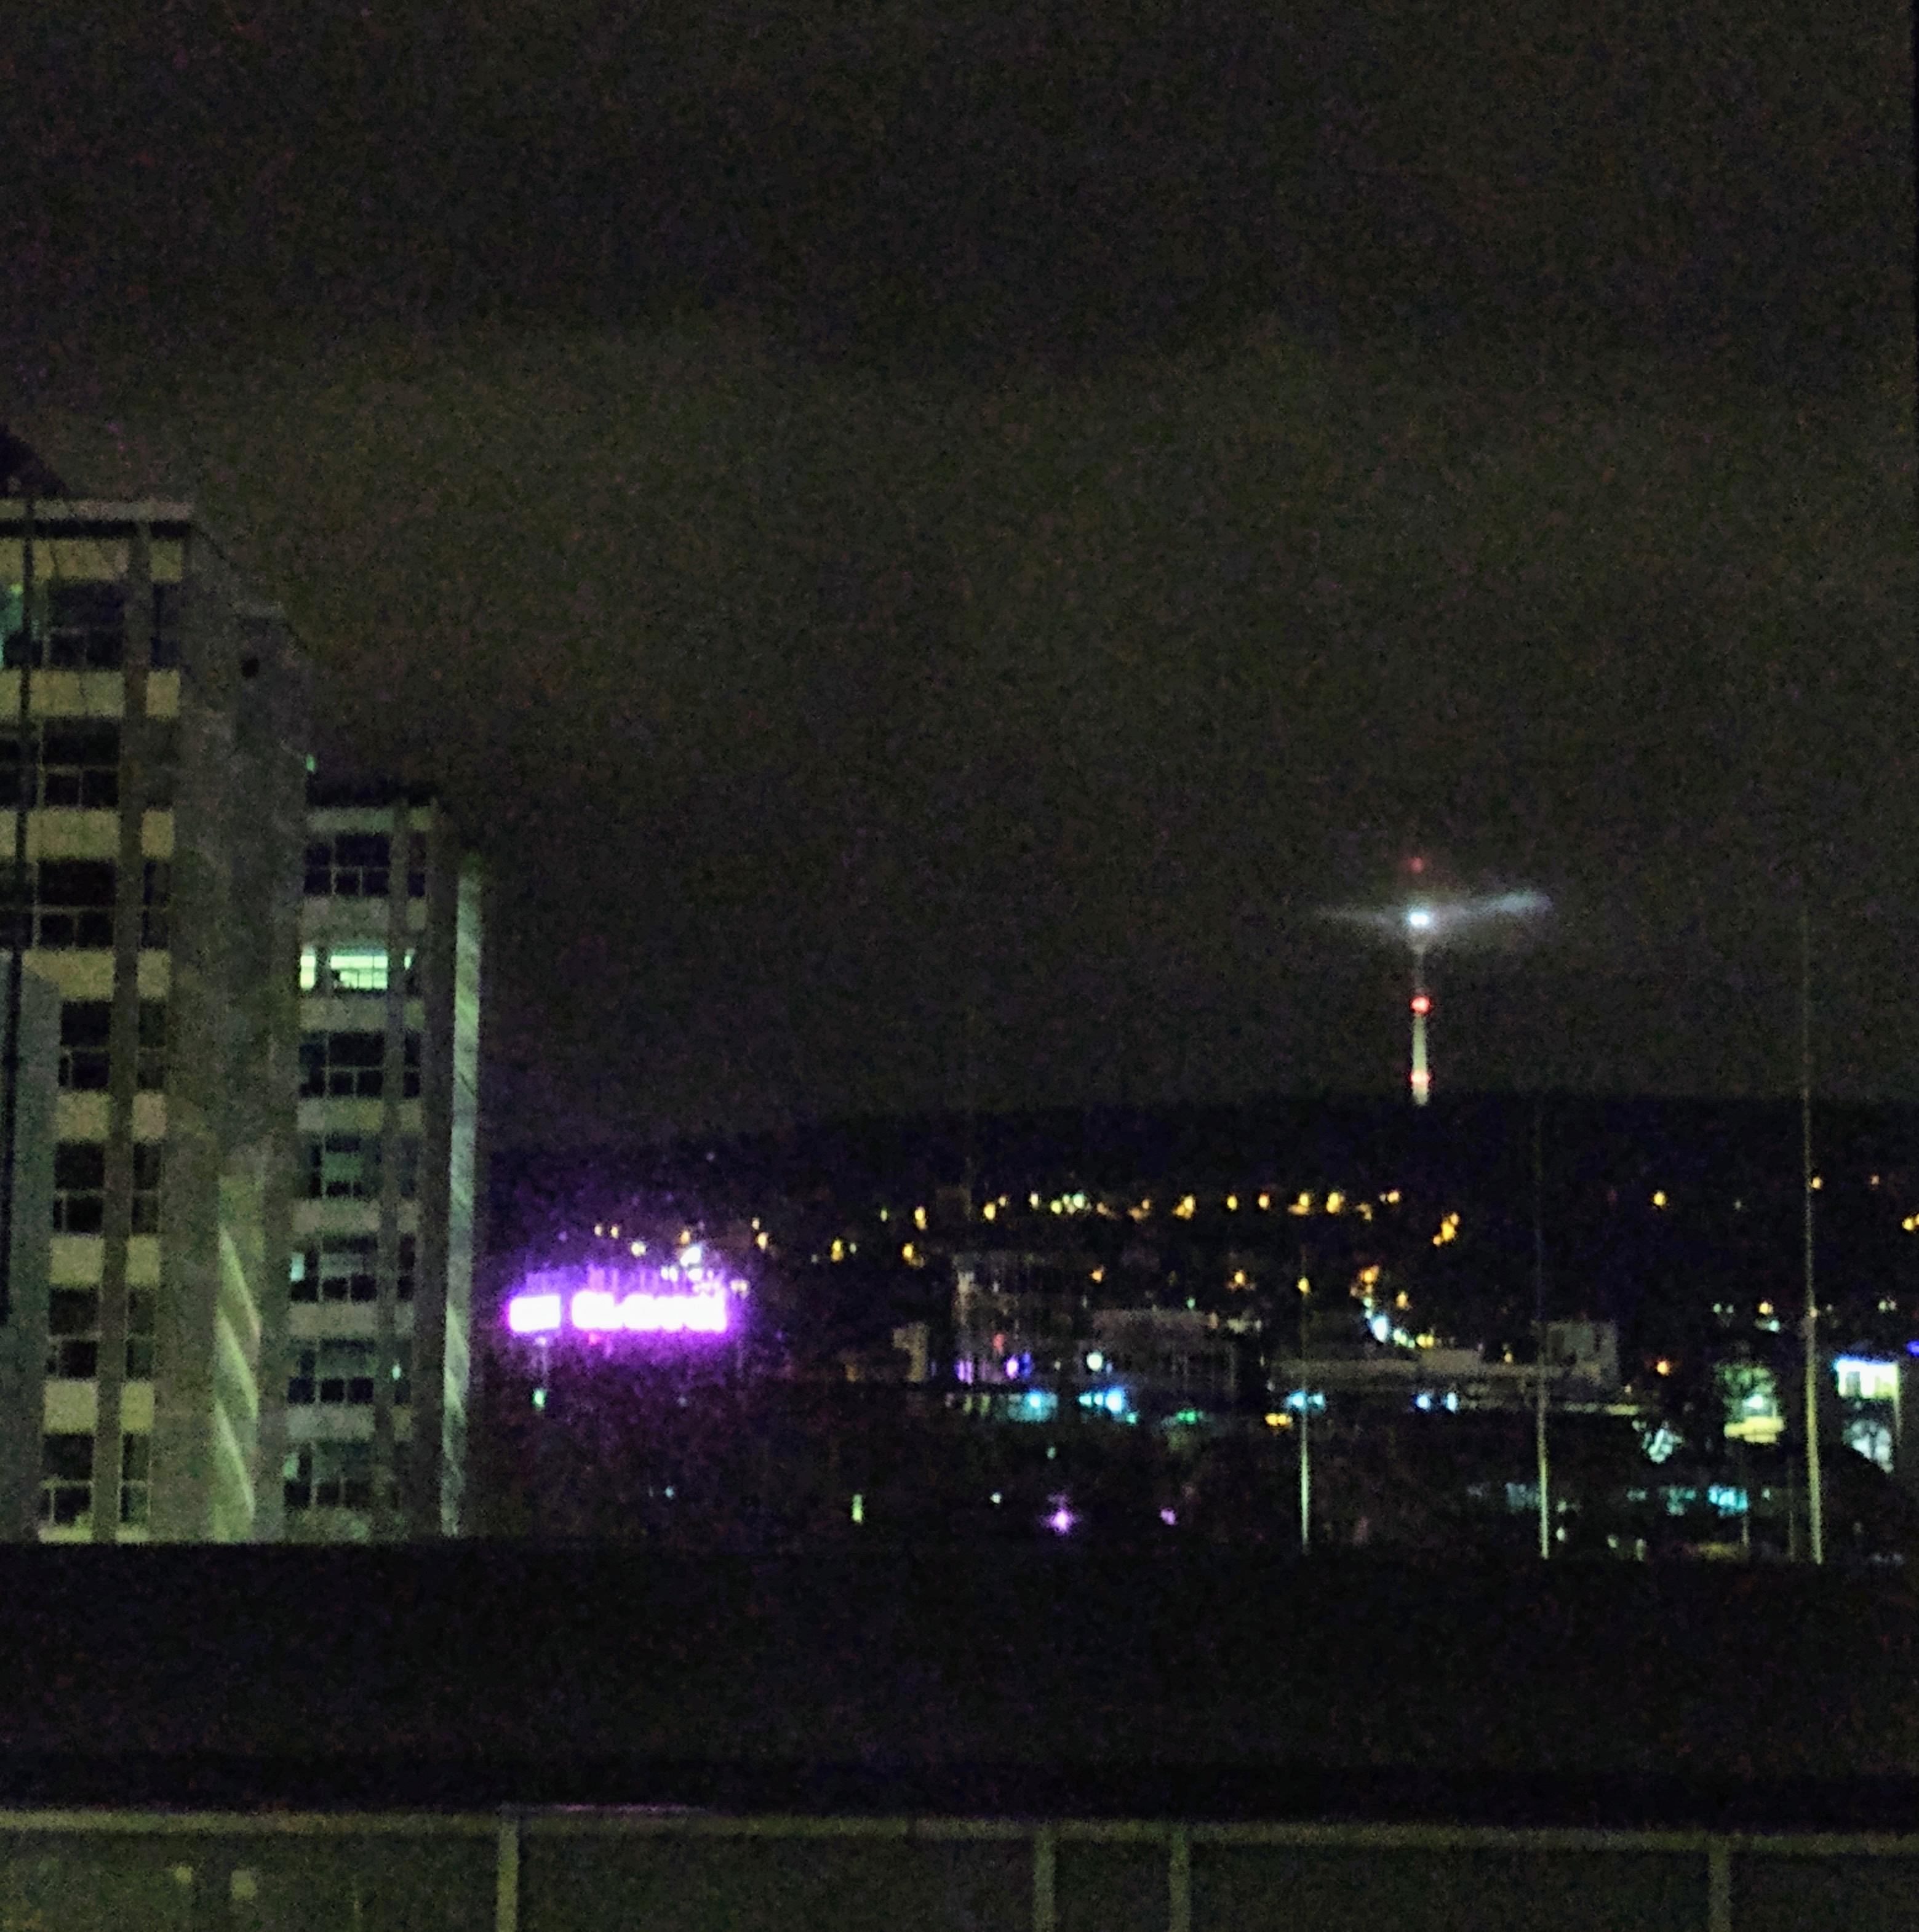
(1319, 871, 1549, 1108)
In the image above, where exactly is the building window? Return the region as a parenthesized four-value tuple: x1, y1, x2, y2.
(44, 581, 126, 669)
(52, 1141, 105, 1233)
(393, 1339, 412, 1407)
(58, 1000, 111, 1091)
(132, 1142, 162, 1234)
(141, 861, 169, 950)
(397, 1233, 416, 1303)
(300, 1029, 386, 1099)
(39, 1432, 93, 1527)
(0, 860, 117, 951)
(403, 1032, 421, 1099)
(283, 1440, 373, 1513)
(119, 1433, 150, 1527)
(396, 1136, 420, 1200)
(39, 722, 120, 809)
(300, 945, 415, 996)
(2, 581, 126, 671)
(304, 834, 390, 898)
(294, 1339, 375, 1406)
(407, 832, 427, 898)
(289, 1234, 378, 1303)
(57, 998, 166, 1090)
(125, 1289, 155, 1379)
(45, 1288, 99, 1379)
(304, 1133, 380, 1200)
(137, 1000, 166, 1090)
(151, 583, 183, 669)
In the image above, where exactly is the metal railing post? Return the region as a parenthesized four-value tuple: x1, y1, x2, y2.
(1032, 1823, 1056, 1932)
(1168, 1824, 1192, 1932)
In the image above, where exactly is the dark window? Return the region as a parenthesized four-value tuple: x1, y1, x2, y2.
(151, 583, 183, 669)
(300, 1029, 386, 1099)
(141, 861, 169, 950)
(132, 1141, 162, 1234)
(52, 1141, 105, 1233)
(403, 1032, 421, 1099)
(304, 1133, 380, 1200)
(396, 1136, 420, 1201)
(285, 1441, 373, 1512)
(39, 1431, 93, 1527)
(287, 1347, 317, 1405)
(7, 861, 117, 951)
(137, 1000, 166, 1090)
(138, 721, 177, 810)
(317, 1234, 377, 1303)
(39, 721, 119, 808)
(309, 1339, 376, 1407)
(58, 1000, 111, 1091)
(46, 1288, 98, 1379)
(407, 832, 428, 898)
(304, 833, 390, 898)
(397, 1233, 417, 1303)
(119, 1433, 150, 1525)
(44, 581, 125, 669)
(125, 1289, 155, 1380)
(289, 1247, 317, 1303)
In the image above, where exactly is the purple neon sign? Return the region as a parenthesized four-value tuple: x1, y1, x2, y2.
(506, 1259, 740, 1339)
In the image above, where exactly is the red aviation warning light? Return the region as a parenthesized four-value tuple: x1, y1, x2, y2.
(1410, 992, 1432, 1016)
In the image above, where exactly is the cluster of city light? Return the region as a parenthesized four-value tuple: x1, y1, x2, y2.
(506, 1253, 741, 1339)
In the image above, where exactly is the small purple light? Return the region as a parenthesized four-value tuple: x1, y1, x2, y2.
(1159, 1507, 1177, 1527)
(1047, 1497, 1075, 1535)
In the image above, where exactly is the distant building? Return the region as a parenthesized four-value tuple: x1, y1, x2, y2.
(0, 962, 59, 1538)
(263, 789, 483, 1541)
(1, 488, 310, 1541)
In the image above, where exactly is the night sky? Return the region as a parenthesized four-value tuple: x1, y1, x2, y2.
(7, 0, 1913, 1144)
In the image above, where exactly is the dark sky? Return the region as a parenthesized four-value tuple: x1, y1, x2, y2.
(7, 0, 1913, 1144)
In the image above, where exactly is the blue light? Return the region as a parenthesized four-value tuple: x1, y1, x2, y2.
(1907, 1341, 1919, 1357)
(1414, 1391, 1434, 1412)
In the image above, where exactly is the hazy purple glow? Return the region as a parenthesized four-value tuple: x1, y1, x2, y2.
(1047, 1497, 1075, 1535)
(506, 1262, 734, 1339)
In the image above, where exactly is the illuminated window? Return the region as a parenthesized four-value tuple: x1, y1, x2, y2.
(44, 1288, 98, 1379)
(300, 946, 417, 996)
(39, 1431, 93, 1527)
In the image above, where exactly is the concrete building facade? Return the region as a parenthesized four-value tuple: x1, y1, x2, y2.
(1, 495, 310, 1541)
(0, 961, 59, 1539)
(261, 790, 482, 1541)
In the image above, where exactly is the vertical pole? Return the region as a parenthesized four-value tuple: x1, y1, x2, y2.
(1534, 1098, 1550, 1561)
(1031, 1824, 1056, 1932)
(1801, 903, 1823, 1566)
(1167, 1826, 1192, 1932)
(1410, 955, 1430, 1106)
(1706, 1838, 1733, 1932)
(494, 1812, 521, 1932)
(1298, 1397, 1311, 1553)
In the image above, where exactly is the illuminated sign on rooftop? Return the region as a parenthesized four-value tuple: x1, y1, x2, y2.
(505, 1259, 742, 1339)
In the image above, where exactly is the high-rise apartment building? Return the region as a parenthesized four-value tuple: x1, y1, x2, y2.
(1, 491, 309, 1541)
(260, 790, 482, 1541)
